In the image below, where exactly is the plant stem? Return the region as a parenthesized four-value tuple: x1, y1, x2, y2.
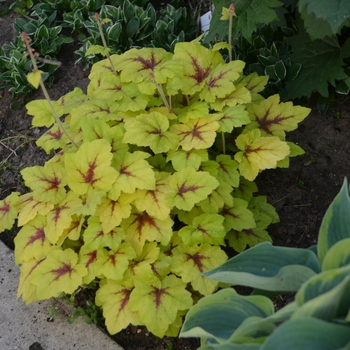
(153, 77, 172, 113)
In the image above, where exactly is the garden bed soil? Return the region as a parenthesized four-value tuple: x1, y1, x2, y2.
(1, 3, 350, 349)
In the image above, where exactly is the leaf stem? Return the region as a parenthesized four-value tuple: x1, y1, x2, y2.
(153, 77, 172, 113)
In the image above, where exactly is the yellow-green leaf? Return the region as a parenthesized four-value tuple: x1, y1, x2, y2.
(27, 70, 43, 88)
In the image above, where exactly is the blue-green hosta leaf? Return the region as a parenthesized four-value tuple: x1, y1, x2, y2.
(260, 317, 350, 350)
(318, 178, 350, 265)
(180, 288, 274, 341)
(204, 242, 320, 291)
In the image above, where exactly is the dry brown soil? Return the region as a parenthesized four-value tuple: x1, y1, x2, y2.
(1, 3, 350, 350)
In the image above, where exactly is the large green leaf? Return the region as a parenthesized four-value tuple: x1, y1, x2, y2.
(287, 26, 350, 99)
(204, 242, 320, 291)
(180, 288, 274, 341)
(206, 0, 282, 43)
(260, 317, 350, 350)
(318, 178, 350, 265)
(322, 238, 350, 271)
(298, 0, 350, 38)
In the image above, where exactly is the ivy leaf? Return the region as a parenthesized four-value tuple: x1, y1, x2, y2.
(170, 117, 220, 151)
(235, 129, 290, 181)
(221, 198, 256, 232)
(0, 192, 20, 233)
(171, 244, 228, 295)
(26, 99, 63, 127)
(287, 26, 350, 98)
(14, 215, 52, 264)
(83, 216, 125, 251)
(21, 163, 67, 205)
(95, 197, 132, 233)
(65, 139, 118, 195)
(245, 94, 310, 138)
(29, 249, 87, 300)
(95, 279, 141, 334)
(109, 151, 155, 200)
(123, 112, 179, 153)
(96, 243, 136, 280)
(132, 172, 172, 220)
(17, 193, 54, 226)
(166, 167, 219, 211)
(217, 105, 250, 133)
(167, 149, 208, 172)
(129, 274, 193, 338)
(199, 60, 245, 103)
(178, 213, 226, 245)
(121, 210, 174, 255)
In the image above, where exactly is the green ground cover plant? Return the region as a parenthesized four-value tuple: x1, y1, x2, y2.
(181, 178, 350, 349)
(207, 0, 350, 102)
(0, 34, 310, 337)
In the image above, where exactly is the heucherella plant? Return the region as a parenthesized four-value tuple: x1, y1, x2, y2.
(180, 178, 350, 349)
(0, 41, 309, 338)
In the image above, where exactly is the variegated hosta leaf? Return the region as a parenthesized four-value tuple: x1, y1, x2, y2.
(128, 274, 193, 338)
(235, 129, 290, 181)
(171, 243, 228, 295)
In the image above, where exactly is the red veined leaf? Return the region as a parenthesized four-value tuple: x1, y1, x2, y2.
(0, 192, 20, 233)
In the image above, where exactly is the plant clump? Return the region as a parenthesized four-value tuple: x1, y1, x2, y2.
(0, 41, 310, 338)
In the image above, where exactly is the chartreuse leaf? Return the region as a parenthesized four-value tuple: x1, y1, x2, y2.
(204, 242, 320, 291)
(245, 94, 310, 138)
(123, 112, 179, 153)
(57, 87, 88, 114)
(27, 70, 43, 89)
(318, 178, 350, 265)
(235, 177, 258, 202)
(240, 72, 268, 102)
(65, 139, 118, 195)
(199, 60, 245, 103)
(109, 151, 155, 200)
(169, 42, 224, 95)
(260, 317, 350, 350)
(121, 210, 173, 255)
(80, 117, 111, 143)
(235, 129, 290, 181)
(29, 249, 87, 300)
(167, 149, 208, 172)
(70, 189, 104, 216)
(96, 243, 136, 280)
(171, 244, 227, 295)
(21, 162, 67, 205)
(36, 123, 70, 153)
(171, 116, 220, 151)
(129, 274, 193, 338)
(180, 288, 274, 341)
(14, 215, 52, 264)
(166, 167, 219, 211)
(178, 213, 226, 245)
(0, 192, 20, 233)
(26, 99, 63, 127)
(216, 155, 240, 187)
(83, 216, 125, 251)
(95, 197, 131, 233)
(293, 265, 350, 321)
(217, 105, 250, 133)
(95, 279, 141, 335)
(176, 101, 209, 124)
(45, 192, 82, 245)
(85, 44, 111, 57)
(131, 172, 172, 220)
(17, 193, 54, 226)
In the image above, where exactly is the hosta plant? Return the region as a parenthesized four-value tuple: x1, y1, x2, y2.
(0, 41, 309, 338)
(181, 178, 350, 349)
